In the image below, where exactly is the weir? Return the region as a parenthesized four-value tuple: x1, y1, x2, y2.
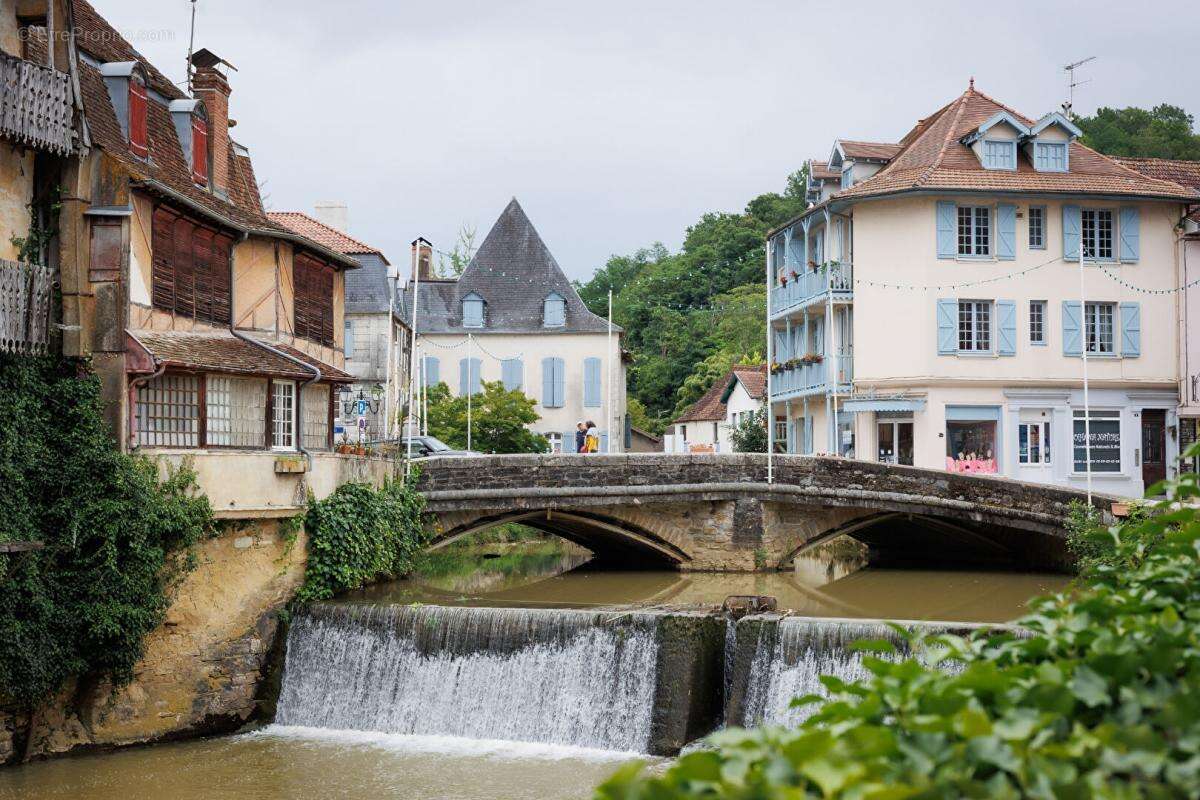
(272, 603, 1016, 756)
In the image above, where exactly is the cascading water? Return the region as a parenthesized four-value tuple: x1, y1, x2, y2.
(274, 603, 661, 752)
(737, 617, 914, 728)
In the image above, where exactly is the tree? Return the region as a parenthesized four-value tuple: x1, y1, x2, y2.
(730, 407, 768, 453)
(424, 381, 548, 454)
(438, 222, 478, 277)
(626, 397, 663, 436)
(1077, 104, 1200, 160)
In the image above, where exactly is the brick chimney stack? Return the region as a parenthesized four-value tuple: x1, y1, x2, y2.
(411, 237, 434, 282)
(190, 49, 236, 195)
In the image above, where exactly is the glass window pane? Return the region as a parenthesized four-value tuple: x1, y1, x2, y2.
(136, 374, 199, 448)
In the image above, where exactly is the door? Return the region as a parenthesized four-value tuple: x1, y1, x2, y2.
(1141, 409, 1166, 492)
(877, 421, 913, 466)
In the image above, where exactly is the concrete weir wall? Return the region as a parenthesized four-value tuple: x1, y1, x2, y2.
(0, 520, 309, 765)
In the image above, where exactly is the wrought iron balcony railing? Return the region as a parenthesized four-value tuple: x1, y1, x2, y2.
(0, 51, 73, 155)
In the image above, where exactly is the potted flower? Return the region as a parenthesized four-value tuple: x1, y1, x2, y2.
(780, 274, 788, 286)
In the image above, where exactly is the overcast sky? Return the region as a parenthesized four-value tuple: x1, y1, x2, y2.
(98, 1, 1197, 281)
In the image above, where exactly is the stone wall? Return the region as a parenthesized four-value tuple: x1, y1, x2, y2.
(0, 519, 307, 764)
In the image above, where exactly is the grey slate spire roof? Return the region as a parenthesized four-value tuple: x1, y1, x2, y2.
(407, 199, 618, 334)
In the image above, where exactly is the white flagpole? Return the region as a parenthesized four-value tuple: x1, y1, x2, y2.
(467, 332, 474, 452)
(421, 346, 429, 436)
(766, 238, 774, 483)
(405, 249, 421, 475)
(1080, 241, 1093, 505)
(606, 289, 613, 453)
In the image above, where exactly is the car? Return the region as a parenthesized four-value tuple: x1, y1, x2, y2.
(400, 435, 482, 458)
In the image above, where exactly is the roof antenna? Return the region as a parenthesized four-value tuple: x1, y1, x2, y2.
(1062, 56, 1096, 119)
(186, 0, 198, 94)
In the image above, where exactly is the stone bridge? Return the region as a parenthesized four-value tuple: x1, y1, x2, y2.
(415, 454, 1113, 572)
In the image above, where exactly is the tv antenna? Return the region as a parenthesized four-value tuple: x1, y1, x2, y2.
(186, 0, 198, 93)
(1062, 56, 1095, 118)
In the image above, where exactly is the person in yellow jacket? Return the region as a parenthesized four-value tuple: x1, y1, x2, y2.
(584, 421, 599, 453)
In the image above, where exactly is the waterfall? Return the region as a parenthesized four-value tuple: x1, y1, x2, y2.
(275, 603, 661, 753)
(738, 617, 929, 728)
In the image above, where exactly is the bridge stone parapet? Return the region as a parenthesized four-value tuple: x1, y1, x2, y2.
(416, 454, 1112, 572)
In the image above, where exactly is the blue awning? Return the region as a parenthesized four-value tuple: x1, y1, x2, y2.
(840, 398, 927, 414)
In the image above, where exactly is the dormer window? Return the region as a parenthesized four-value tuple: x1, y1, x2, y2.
(840, 165, 853, 189)
(982, 140, 1016, 170)
(128, 74, 148, 158)
(543, 292, 565, 327)
(191, 115, 208, 184)
(462, 293, 484, 328)
(1034, 141, 1068, 172)
(170, 99, 210, 187)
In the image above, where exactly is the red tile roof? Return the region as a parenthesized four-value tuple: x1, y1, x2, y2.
(268, 212, 384, 258)
(1114, 157, 1200, 222)
(673, 365, 766, 423)
(810, 160, 840, 181)
(831, 85, 1200, 203)
(129, 330, 354, 382)
(839, 140, 902, 161)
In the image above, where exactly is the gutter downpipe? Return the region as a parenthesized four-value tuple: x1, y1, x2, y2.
(227, 230, 320, 470)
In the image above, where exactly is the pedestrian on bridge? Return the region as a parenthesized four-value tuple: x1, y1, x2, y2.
(584, 421, 599, 453)
(575, 421, 587, 454)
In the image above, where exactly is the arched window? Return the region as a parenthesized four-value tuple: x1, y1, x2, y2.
(543, 292, 565, 327)
(462, 292, 484, 328)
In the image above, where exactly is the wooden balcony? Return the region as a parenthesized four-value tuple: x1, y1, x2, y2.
(0, 258, 54, 354)
(0, 51, 73, 155)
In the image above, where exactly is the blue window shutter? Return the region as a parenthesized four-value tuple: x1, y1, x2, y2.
(1062, 301, 1082, 356)
(543, 296, 565, 327)
(583, 357, 601, 407)
(541, 357, 555, 406)
(501, 359, 522, 391)
(552, 358, 565, 407)
(422, 356, 440, 387)
(562, 430, 575, 453)
(1120, 302, 1141, 357)
(1119, 206, 1140, 263)
(936, 201, 956, 259)
(936, 298, 957, 354)
(997, 299, 1016, 355)
(624, 414, 632, 449)
(997, 203, 1016, 260)
(459, 358, 469, 395)
(1062, 205, 1081, 260)
(344, 322, 355, 355)
(600, 431, 609, 453)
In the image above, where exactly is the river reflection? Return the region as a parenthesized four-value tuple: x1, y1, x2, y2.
(348, 539, 1068, 624)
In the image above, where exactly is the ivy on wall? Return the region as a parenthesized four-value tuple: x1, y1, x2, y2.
(0, 355, 214, 710)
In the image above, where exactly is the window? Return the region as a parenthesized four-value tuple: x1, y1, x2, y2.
(272, 380, 296, 449)
(344, 321, 355, 357)
(957, 206, 990, 256)
(1028, 206, 1045, 249)
(206, 375, 266, 448)
(150, 206, 233, 325)
(841, 165, 853, 189)
(543, 293, 565, 327)
(1029, 300, 1046, 345)
(136, 374, 199, 447)
(191, 114, 209, 185)
(982, 140, 1016, 170)
(294, 253, 336, 347)
(128, 75, 148, 158)
(545, 432, 563, 454)
(774, 417, 787, 450)
(301, 384, 331, 451)
(958, 300, 992, 352)
(1084, 302, 1115, 354)
(1019, 421, 1051, 465)
(1081, 209, 1114, 260)
(1073, 409, 1121, 473)
(1034, 142, 1068, 172)
(877, 419, 914, 466)
(463, 294, 484, 328)
(946, 419, 998, 473)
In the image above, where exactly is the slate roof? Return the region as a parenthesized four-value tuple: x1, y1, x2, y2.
(70, 0, 355, 269)
(674, 365, 766, 424)
(406, 199, 617, 334)
(826, 84, 1200, 204)
(129, 330, 355, 382)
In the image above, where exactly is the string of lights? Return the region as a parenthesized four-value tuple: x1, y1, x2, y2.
(1096, 263, 1200, 295)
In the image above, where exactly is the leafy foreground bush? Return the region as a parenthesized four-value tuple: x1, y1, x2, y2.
(294, 475, 427, 604)
(598, 456, 1200, 798)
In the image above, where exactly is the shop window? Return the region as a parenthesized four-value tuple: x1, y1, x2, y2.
(1073, 409, 1121, 473)
(206, 375, 266, 447)
(877, 419, 913, 466)
(1018, 421, 1051, 465)
(272, 380, 296, 450)
(136, 374, 199, 448)
(946, 417, 997, 474)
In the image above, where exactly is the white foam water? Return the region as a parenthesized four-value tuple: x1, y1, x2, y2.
(275, 604, 660, 753)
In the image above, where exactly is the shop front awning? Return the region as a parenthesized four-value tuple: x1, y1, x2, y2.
(840, 397, 927, 414)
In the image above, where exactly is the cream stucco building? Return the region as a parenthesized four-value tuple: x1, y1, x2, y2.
(768, 84, 1200, 498)
(406, 200, 627, 453)
(665, 366, 766, 453)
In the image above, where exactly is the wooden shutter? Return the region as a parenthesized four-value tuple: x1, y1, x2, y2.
(294, 254, 336, 347)
(191, 116, 209, 185)
(996, 299, 1016, 356)
(996, 204, 1016, 260)
(501, 359, 522, 391)
(936, 201, 956, 259)
(1062, 205, 1081, 261)
(541, 358, 555, 406)
(128, 79, 148, 158)
(173, 216, 195, 319)
(211, 234, 232, 325)
(1062, 301, 1082, 356)
(1120, 302, 1141, 357)
(151, 207, 177, 312)
(583, 357, 601, 407)
(552, 358, 565, 407)
(191, 226, 214, 324)
(1119, 207, 1140, 263)
(936, 298, 957, 354)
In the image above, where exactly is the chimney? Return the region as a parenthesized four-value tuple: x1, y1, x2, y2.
(190, 49, 236, 195)
(313, 202, 349, 233)
(411, 237, 434, 282)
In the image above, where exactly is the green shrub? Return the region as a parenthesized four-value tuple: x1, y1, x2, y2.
(294, 475, 427, 603)
(599, 449, 1200, 799)
(0, 355, 213, 709)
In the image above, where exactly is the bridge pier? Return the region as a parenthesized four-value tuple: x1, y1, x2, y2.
(418, 454, 1110, 573)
